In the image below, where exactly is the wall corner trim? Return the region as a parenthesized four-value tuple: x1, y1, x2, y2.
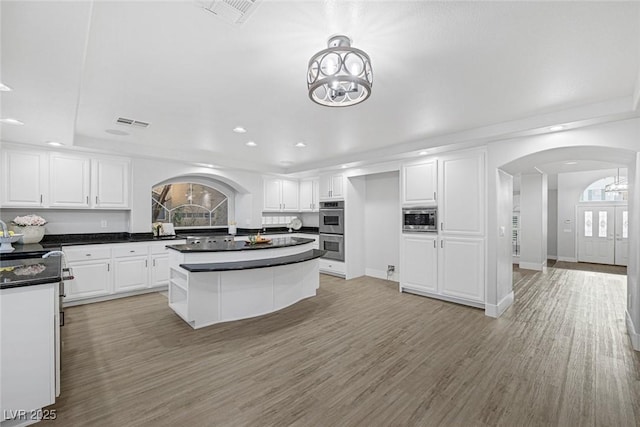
(518, 261, 544, 271)
(626, 310, 640, 351)
(486, 291, 514, 318)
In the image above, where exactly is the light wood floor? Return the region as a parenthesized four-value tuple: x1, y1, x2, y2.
(48, 267, 640, 426)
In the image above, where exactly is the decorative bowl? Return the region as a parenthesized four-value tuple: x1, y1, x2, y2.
(0, 234, 23, 243)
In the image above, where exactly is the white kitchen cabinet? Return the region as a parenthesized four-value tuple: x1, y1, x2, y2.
(299, 178, 319, 211)
(1, 149, 48, 207)
(439, 237, 485, 303)
(319, 173, 344, 200)
(1, 282, 57, 420)
(49, 153, 91, 208)
(439, 150, 485, 235)
(92, 157, 131, 209)
(400, 234, 438, 293)
(263, 178, 299, 212)
(114, 256, 149, 292)
(64, 245, 113, 301)
(150, 254, 170, 287)
(1, 148, 131, 209)
(402, 159, 437, 206)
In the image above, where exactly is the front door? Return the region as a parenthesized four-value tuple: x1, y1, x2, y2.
(577, 206, 615, 264)
(615, 206, 629, 266)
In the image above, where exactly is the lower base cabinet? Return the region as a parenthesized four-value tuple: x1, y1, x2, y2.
(64, 240, 184, 304)
(400, 234, 485, 307)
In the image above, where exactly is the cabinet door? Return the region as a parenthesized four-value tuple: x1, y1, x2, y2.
(439, 237, 484, 303)
(312, 179, 319, 211)
(299, 180, 314, 212)
(114, 255, 149, 292)
(150, 254, 169, 287)
(440, 151, 485, 235)
(49, 153, 91, 207)
(93, 158, 130, 209)
(330, 174, 344, 198)
(400, 234, 438, 292)
(1, 150, 47, 207)
(65, 260, 112, 301)
(263, 178, 282, 211)
(281, 179, 299, 211)
(319, 175, 332, 200)
(402, 160, 437, 205)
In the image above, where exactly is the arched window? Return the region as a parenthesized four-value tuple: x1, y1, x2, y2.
(580, 176, 628, 202)
(152, 180, 233, 228)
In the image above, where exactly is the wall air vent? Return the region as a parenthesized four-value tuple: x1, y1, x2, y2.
(116, 117, 150, 128)
(200, 0, 262, 25)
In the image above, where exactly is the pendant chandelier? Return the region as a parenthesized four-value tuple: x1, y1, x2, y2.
(307, 35, 372, 107)
(604, 168, 628, 193)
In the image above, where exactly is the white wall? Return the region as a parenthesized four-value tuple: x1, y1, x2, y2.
(490, 169, 514, 317)
(519, 172, 548, 271)
(345, 176, 366, 280)
(363, 172, 400, 281)
(0, 208, 129, 234)
(547, 189, 558, 258)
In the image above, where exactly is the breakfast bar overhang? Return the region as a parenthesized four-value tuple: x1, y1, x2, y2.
(166, 237, 324, 329)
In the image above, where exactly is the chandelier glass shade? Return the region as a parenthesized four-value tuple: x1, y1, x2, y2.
(307, 35, 372, 107)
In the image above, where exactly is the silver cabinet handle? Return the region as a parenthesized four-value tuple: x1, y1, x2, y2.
(107, 263, 110, 272)
(440, 222, 443, 231)
(153, 259, 156, 267)
(441, 240, 443, 248)
(145, 259, 148, 267)
(433, 240, 436, 248)
(40, 194, 43, 203)
(96, 196, 99, 204)
(434, 192, 436, 201)
(86, 196, 89, 204)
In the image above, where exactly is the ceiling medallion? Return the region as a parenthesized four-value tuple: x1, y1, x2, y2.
(307, 35, 372, 107)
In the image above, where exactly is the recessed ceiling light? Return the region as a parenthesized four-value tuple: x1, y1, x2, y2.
(195, 163, 215, 168)
(295, 142, 307, 148)
(564, 161, 578, 165)
(419, 151, 428, 156)
(246, 141, 257, 147)
(549, 125, 565, 132)
(0, 118, 24, 125)
(0, 83, 12, 92)
(233, 126, 247, 133)
(280, 160, 294, 166)
(47, 141, 64, 147)
(105, 129, 129, 136)
(341, 164, 348, 169)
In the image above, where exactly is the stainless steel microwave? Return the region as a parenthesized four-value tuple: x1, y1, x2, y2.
(403, 207, 437, 232)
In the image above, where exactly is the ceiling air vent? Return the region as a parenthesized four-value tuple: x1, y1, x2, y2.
(116, 117, 150, 128)
(200, 0, 262, 25)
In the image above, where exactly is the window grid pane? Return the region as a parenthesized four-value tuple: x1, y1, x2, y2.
(598, 211, 607, 238)
(584, 211, 592, 237)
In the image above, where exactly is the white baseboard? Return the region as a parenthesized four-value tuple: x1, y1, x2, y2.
(547, 255, 557, 260)
(518, 261, 544, 271)
(557, 256, 577, 263)
(485, 291, 514, 318)
(626, 310, 640, 351)
(63, 286, 168, 307)
(365, 268, 398, 282)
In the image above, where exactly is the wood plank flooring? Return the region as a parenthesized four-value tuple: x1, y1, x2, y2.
(47, 268, 640, 426)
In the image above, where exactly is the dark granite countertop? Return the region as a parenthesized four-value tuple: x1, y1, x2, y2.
(33, 227, 319, 247)
(180, 249, 325, 272)
(0, 255, 62, 289)
(167, 237, 315, 253)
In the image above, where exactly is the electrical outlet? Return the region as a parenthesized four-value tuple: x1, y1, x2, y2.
(101, 220, 108, 228)
(387, 265, 395, 273)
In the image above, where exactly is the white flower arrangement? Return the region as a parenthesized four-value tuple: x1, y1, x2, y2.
(12, 214, 47, 227)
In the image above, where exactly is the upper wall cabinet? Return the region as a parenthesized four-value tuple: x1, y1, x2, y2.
(263, 178, 299, 212)
(92, 158, 130, 209)
(1, 150, 48, 207)
(49, 153, 91, 208)
(319, 173, 344, 201)
(439, 150, 485, 236)
(299, 179, 319, 212)
(1, 148, 131, 209)
(402, 159, 437, 206)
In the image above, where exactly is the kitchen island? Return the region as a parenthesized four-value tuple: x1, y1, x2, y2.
(166, 237, 324, 329)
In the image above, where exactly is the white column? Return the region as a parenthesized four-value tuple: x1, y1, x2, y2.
(627, 153, 640, 351)
(519, 172, 548, 271)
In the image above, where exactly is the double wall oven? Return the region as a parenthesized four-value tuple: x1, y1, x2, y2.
(319, 201, 344, 261)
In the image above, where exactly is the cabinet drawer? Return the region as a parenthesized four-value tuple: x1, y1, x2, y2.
(112, 244, 149, 258)
(64, 245, 112, 262)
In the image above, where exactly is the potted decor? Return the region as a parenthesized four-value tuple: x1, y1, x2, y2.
(11, 214, 47, 244)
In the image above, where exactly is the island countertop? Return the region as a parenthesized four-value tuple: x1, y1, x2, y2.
(166, 236, 315, 253)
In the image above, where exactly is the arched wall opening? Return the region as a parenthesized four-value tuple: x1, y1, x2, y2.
(487, 142, 639, 350)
